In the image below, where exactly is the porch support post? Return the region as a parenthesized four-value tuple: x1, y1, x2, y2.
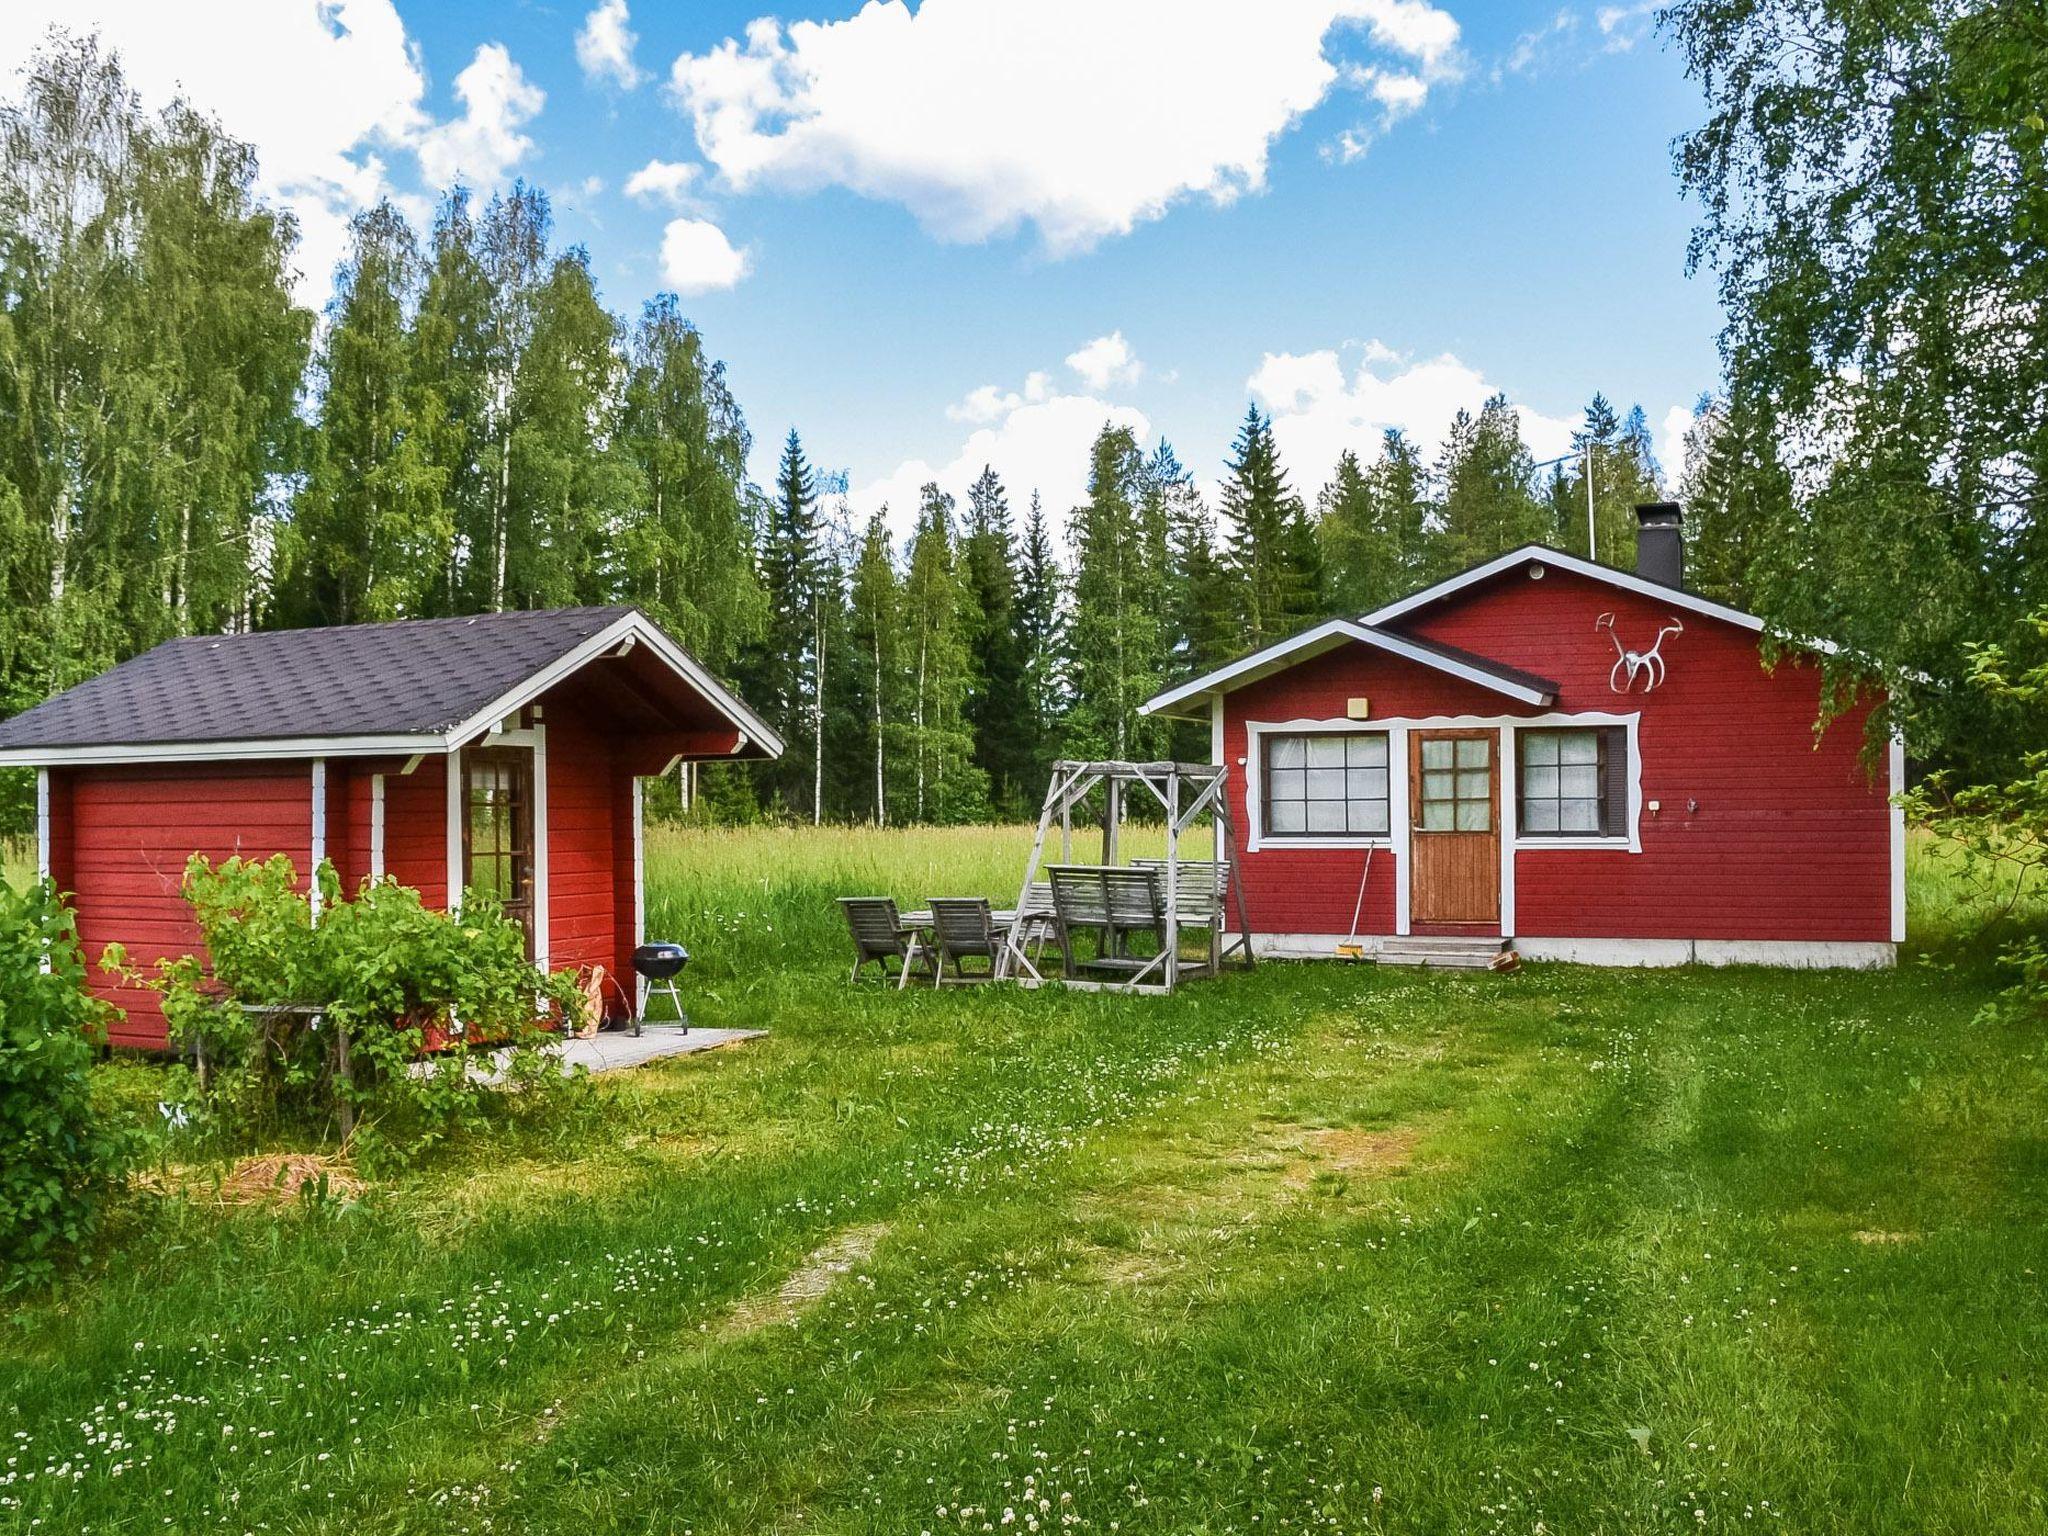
(369, 774, 387, 880)
(533, 723, 551, 969)
(1164, 773, 1180, 992)
(445, 747, 464, 915)
(633, 776, 646, 1016)
(35, 768, 50, 975)
(35, 768, 50, 882)
(309, 759, 327, 924)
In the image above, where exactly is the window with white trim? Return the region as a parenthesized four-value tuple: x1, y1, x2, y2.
(1518, 726, 1627, 838)
(1263, 732, 1390, 837)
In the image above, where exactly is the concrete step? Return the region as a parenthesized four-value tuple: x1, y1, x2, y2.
(1374, 936, 1510, 970)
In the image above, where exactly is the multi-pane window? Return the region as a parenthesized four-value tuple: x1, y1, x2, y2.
(1263, 732, 1390, 837)
(1418, 736, 1492, 831)
(465, 750, 534, 951)
(1518, 727, 1623, 837)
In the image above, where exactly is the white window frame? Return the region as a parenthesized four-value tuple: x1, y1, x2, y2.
(1257, 727, 1396, 843)
(1242, 710, 1643, 939)
(1511, 724, 1636, 849)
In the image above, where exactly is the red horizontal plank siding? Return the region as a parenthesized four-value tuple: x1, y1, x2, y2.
(66, 762, 315, 1049)
(541, 701, 620, 998)
(1223, 566, 1891, 944)
(378, 757, 451, 911)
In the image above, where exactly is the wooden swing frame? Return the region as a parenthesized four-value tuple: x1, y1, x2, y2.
(999, 759, 1255, 994)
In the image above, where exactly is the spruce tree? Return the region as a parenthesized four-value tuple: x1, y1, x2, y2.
(1147, 440, 1236, 760)
(1066, 426, 1167, 762)
(1676, 391, 1787, 607)
(960, 465, 1031, 815)
(1436, 394, 1546, 571)
(1318, 429, 1431, 612)
(1221, 405, 1320, 643)
(753, 429, 826, 815)
(901, 484, 986, 821)
(1553, 392, 1662, 566)
(844, 508, 900, 824)
(1014, 490, 1066, 790)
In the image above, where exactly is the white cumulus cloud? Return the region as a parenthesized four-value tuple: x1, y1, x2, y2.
(576, 0, 645, 89)
(668, 0, 1465, 252)
(624, 157, 701, 207)
(859, 343, 1155, 539)
(1065, 332, 1143, 391)
(660, 216, 750, 293)
(946, 372, 1052, 424)
(1659, 402, 1693, 492)
(414, 43, 545, 191)
(0, 3, 547, 305)
(1247, 340, 1578, 482)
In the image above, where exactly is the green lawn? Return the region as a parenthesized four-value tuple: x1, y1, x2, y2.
(4, 824, 2046, 1534)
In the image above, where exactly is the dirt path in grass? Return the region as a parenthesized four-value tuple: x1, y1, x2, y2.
(720, 1222, 891, 1336)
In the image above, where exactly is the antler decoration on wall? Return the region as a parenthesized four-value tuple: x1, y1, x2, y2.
(1596, 612, 1684, 693)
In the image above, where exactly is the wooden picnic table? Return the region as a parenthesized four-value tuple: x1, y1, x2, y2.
(900, 908, 1019, 931)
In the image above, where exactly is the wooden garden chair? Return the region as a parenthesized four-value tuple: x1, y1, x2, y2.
(838, 897, 932, 988)
(927, 897, 1002, 985)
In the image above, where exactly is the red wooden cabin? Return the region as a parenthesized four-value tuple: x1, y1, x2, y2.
(1141, 506, 1904, 968)
(0, 607, 782, 1048)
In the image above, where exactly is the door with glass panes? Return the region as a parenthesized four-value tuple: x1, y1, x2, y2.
(1408, 730, 1500, 926)
(463, 747, 535, 957)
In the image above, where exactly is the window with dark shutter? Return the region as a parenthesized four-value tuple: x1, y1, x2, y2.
(1517, 726, 1630, 839)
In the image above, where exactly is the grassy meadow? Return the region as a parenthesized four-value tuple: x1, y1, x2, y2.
(2, 823, 2046, 1533)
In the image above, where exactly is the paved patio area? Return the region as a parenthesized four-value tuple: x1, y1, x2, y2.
(443, 1026, 766, 1086)
(557, 1026, 764, 1075)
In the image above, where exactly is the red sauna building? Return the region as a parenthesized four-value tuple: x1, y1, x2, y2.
(0, 607, 781, 1048)
(1140, 506, 1904, 968)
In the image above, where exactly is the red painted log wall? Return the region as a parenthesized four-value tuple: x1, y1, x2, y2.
(1223, 566, 1891, 944)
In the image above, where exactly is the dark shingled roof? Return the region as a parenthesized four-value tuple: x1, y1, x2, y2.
(0, 607, 641, 752)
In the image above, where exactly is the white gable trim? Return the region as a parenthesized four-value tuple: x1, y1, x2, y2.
(1141, 616, 1555, 720)
(1364, 545, 1769, 634)
(444, 611, 784, 758)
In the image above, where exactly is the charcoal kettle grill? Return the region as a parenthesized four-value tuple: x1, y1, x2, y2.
(630, 942, 690, 1037)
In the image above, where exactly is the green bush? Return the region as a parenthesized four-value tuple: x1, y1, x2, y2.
(136, 855, 589, 1170)
(1907, 610, 2048, 1022)
(0, 878, 131, 1283)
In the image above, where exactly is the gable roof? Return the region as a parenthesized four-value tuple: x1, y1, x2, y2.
(0, 606, 783, 766)
(1140, 615, 1560, 721)
(1363, 544, 1768, 633)
(1138, 544, 1795, 721)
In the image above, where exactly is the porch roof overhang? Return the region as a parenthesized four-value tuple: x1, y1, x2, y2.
(1139, 617, 1560, 722)
(0, 608, 783, 768)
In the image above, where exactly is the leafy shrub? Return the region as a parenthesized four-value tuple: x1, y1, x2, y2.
(1908, 610, 2048, 1022)
(136, 855, 589, 1170)
(0, 878, 132, 1282)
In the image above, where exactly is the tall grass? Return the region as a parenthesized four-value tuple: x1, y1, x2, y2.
(642, 819, 1215, 987)
(0, 837, 29, 889)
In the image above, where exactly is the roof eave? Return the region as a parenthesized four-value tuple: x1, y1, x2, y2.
(1139, 618, 1557, 718)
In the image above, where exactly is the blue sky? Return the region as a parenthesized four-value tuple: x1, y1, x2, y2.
(1, 0, 1724, 532)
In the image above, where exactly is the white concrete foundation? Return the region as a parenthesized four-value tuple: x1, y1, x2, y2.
(1238, 933, 1897, 970)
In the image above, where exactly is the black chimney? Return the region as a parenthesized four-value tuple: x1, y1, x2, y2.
(1634, 502, 1684, 589)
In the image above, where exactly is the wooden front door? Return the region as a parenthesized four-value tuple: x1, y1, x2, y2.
(464, 747, 535, 956)
(1409, 730, 1500, 927)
